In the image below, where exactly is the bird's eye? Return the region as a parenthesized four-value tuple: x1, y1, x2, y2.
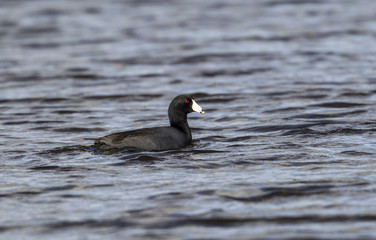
(185, 99, 189, 103)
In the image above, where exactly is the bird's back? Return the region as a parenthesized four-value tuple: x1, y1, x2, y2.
(94, 127, 190, 151)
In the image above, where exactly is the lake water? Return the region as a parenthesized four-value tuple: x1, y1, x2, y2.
(1, 0, 376, 239)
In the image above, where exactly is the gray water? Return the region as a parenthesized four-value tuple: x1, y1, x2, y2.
(1, 0, 376, 239)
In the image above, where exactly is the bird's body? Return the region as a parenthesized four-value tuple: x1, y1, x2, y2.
(95, 127, 189, 150)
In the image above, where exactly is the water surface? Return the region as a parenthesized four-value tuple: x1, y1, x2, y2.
(1, 0, 376, 239)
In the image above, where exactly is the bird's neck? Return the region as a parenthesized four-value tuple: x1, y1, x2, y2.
(169, 112, 192, 141)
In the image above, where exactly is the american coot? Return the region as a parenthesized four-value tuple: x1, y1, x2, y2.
(94, 95, 204, 151)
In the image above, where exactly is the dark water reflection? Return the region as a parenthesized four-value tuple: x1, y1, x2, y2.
(1, 0, 376, 239)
